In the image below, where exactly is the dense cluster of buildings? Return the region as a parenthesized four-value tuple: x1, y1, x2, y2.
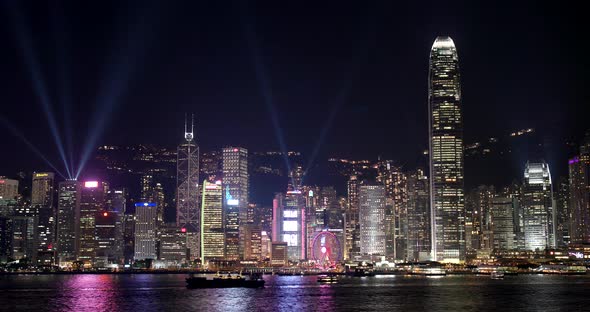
(1, 36, 589, 271)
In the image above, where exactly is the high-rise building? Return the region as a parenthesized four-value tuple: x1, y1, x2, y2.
(0, 178, 19, 201)
(94, 210, 118, 266)
(377, 161, 408, 260)
(406, 169, 431, 261)
(0, 216, 12, 263)
(134, 202, 157, 260)
(243, 224, 262, 261)
(569, 155, 590, 244)
(490, 197, 516, 251)
(280, 191, 306, 261)
(31, 172, 55, 265)
(465, 186, 495, 251)
(345, 174, 360, 259)
(359, 184, 386, 256)
(56, 180, 80, 264)
(158, 223, 187, 266)
(428, 36, 465, 263)
(77, 181, 108, 265)
(522, 161, 555, 250)
(272, 193, 284, 242)
(108, 188, 127, 263)
(222, 147, 248, 260)
(555, 178, 570, 247)
(176, 117, 200, 260)
(201, 180, 224, 263)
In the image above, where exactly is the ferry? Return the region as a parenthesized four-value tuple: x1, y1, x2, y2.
(490, 271, 505, 279)
(186, 272, 265, 288)
(317, 273, 339, 283)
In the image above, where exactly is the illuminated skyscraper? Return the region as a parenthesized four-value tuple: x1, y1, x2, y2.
(77, 181, 108, 265)
(522, 161, 555, 250)
(406, 169, 431, 261)
(345, 174, 360, 259)
(201, 180, 224, 263)
(359, 183, 386, 256)
(176, 116, 200, 260)
(428, 36, 465, 262)
(490, 197, 516, 251)
(222, 147, 248, 260)
(0, 178, 18, 201)
(569, 132, 590, 244)
(31, 172, 55, 264)
(282, 190, 305, 261)
(56, 180, 80, 264)
(134, 202, 157, 260)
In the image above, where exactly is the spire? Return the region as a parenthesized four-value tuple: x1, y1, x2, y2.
(184, 113, 194, 141)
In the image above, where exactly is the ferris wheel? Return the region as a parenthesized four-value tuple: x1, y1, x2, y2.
(311, 231, 342, 267)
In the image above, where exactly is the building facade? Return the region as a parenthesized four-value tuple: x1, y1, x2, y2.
(428, 36, 465, 263)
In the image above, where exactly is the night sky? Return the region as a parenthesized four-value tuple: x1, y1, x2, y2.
(1, 1, 588, 183)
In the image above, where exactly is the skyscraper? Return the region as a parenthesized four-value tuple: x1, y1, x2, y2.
(201, 180, 225, 263)
(359, 183, 386, 256)
(281, 190, 305, 261)
(0, 178, 18, 201)
(31, 172, 55, 264)
(490, 197, 516, 251)
(522, 161, 555, 250)
(134, 202, 157, 261)
(78, 181, 108, 265)
(406, 169, 431, 261)
(176, 116, 200, 260)
(222, 147, 248, 260)
(569, 156, 590, 243)
(428, 36, 465, 263)
(56, 180, 79, 264)
(345, 174, 360, 259)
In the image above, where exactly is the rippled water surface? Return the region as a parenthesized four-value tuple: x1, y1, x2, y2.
(1, 274, 589, 311)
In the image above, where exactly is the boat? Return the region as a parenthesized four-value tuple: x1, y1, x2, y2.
(317, 273, 339, 283)
(186, 272, 265, 288)
(490, 271, 505, 279)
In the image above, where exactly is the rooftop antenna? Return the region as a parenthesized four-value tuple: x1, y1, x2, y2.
(184, 113, 193, 141)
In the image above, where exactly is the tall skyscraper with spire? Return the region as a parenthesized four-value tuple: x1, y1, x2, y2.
(176, 115, 200, 260)
(428, 36, 465, 262)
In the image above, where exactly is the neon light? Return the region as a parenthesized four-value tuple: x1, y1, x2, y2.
(103, 212, 108, 217)
(308, 190, 314, 197)
(205, 184, 219, 190)
(34, 173, 49, 177)
(215, 180, 222, 185)
(84, 181, 98, 188)
(287, 190, 302, 195)
(227, 199, 239, 206)
(233, 148, 239, 152)
(181, 228, 186, 233)
(135, 202, 156, 207)
(0, 180, 4, 184)
(321, 246, 327, 254)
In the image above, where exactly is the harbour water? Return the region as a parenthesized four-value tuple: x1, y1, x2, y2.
(0, 274, 588, 311)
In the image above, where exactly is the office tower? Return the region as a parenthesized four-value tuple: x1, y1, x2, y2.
(261, 230, 270, 259)
(140, 172, 154, 201)
(271, 242, 288, 266)
(490, 197, 516, 251)
(288, 165, 304, 191)
(465, 186, 495, 251)
(522, 161, 555, 250)
(0, 216, 12, 263)
(123, 212, 135, 264)
(428, 36, 465, 262)
(158, 223, 187, 266)
(56, 180, 80, 264)
(176, 116, 200, 260)
(94, 210, 118, 266)
(243, 224, 262, 261)
(31, 172, 55, 265)
(154, 183, 165, 226)
(377, 162, 408, 260)
(134, 202, 157, 260)
(346, 174, 360, 259)
(569, 155, 590, 244)
(108, 188, 126, 263)
(201, 151, 222, 182)
(77, 181, 108, 265)
(555, 178, 570, 247)
(0, 178, 19, 200)
(359, 183, 386, 256)
(279, 190, 306, 261)
(506, 181, 525, 249)
(406, 169, 431, 261)
(10, 216, 37, 261)
(201, 180, 224, 263)
(319, 187, 341, 229)
(222, 147, 248, 260)
(272, 193, 284, 242)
